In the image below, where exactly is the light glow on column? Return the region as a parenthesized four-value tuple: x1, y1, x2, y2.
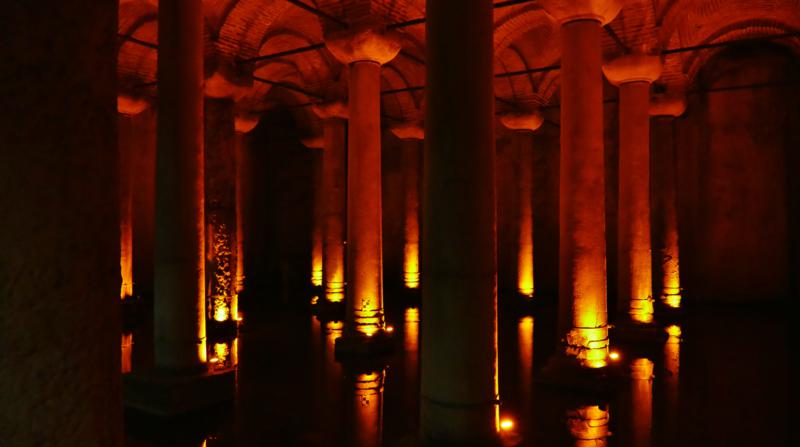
(630, 358, 654, 447)
(404, 307, 419, 351)
(661, 264, 682, 308)
(311, 236, 323, 287)
(349, 370, 385, 447)
(353, 294, 384, 337)
(121, 332, 133, 373)
(403, 243, 420, 289)
(208, 220, 234, 322)
(566, 325, 609, 368)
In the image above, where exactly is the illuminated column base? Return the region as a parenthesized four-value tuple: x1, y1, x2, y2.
(390, 124, 424, 292)
(661, 287, 682, 309)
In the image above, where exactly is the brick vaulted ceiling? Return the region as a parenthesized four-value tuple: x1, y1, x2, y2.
(118, 0, 800, 134)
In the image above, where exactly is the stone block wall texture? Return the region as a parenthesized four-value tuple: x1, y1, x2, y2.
(0, 1, 122, 445)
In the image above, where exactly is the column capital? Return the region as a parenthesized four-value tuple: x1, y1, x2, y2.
(389, 122, 424, 140)
(312, 100, 349, 120)
(301, 134, 325, 149)
(603, 53, 662, 86)
(649, 93, 687, 117)
(325, 26, 402, 65)
(234, 113, 260, 133)
(205, 68, 251, 100)
(499, 110, 544, 133)
(539, 0, 622, 25)
(118, 94, 149, 115)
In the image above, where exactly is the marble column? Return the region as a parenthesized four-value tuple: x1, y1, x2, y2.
(540, 0, 622, 368)
(153, 0, 206, 371)
(301, 134, 326, 290)
(0, 1, 121, 443)
(234, 113, 260, 302)
(205, 97, 237, 324)
(326, 27, 400, 346)
(500, 112, 545, 299)
(650, 95, 687, 309)
(604, 54, 662, 324)
(390, 123, 425, 290)
(422, 0, 499, 443)
(313, 102, 349, 305)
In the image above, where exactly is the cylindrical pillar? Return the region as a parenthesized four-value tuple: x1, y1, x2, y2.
(422, 0, 498, 443)
(0, 1, 122, 443)
(500, 112, 544, 299)
(650, 95, 687, 309)
(604, 54, 662, 324)
(326, 28, 401, 341)
(154, 0, 207, 370)
(304, 136, 325, 289)
(312, 101, 349, 304)
(344, 368, 386, 447)
(205, 98, 237, 324)
(540, 0, 621, 368)
(390, 123, 425, 291)
(119, 113, 135, 300)
(234, 114, 259, 307)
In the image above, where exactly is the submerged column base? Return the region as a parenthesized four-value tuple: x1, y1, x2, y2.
(123, 368, 235, 417)
(537, 353, 626, 394)
(612, 319, 668, 345)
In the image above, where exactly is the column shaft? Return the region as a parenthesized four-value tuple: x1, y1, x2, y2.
(0, 1, 122, 443)
(422, 0, 498, 443)
(617, 81, 654, 323)
(119, 114, 135, 299)
(323, 118, 347, 303)
(652, 118, 682, 307)
(311, 151, 324, 287)
(154, 0, 207, 370)
(517, 132, 535, 297)
(205, 98, 237, 323)
(403, 139, 421, 289)
(235, 132, 247, 296)
(559, 19, 609, 367)
(346, 61, 385, 336)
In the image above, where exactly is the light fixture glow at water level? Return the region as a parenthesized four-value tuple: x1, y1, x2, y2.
(609, 351, 621, 361)
(500, 418, 515, 431)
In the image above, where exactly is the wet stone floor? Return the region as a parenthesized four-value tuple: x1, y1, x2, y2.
(123, 292, 791, 447)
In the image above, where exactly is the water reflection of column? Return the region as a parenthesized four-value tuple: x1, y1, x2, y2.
(630, 358, 654, 447)
(659, 325, 681, 444)
(518, 316, 534, 425)
(345, 369, 386, 447)
(322, 322, 344, 440)
(567, 405, 610, 447)
(121, 332, 134, 373)
(404, 308, 420, 427)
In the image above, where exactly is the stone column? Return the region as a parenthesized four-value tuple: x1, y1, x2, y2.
(344, 368, 387, 447)
(422, 0, 498, 443)
(205, 98, 237, 324)
(234, 114, 259, 305)
(540, 0, 622, 369)
(628, 358, 654, 447)
(312, 101, 349, 306)
(603, 54, 662, 325)
(500, 112, 544, 299)
(390, 123, 425, 290)
(153, 0, 206, 370)
(650, 95, 686, 310)
(301, 134, 326, 290)
(326, 28, 400, 347)
(0, 1, 121, 444)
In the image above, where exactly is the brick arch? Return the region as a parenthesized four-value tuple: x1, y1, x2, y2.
(683, 20, 800, 83)
(494, 4, 554, 54)
(381, 63, 421, 121)
(216, 0, 294, 60)
(255, 29, 333, 87)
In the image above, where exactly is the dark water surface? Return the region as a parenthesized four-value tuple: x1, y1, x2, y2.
(123, 294, 791, 446)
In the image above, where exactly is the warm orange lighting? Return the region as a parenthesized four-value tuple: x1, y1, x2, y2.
(630, 358, 654, 447)
(311, 295, 320, 305)
(500, 418, 515, 431)
(517, 231, 534, 297)
(403, 245, 420, 289)
(208, 220, 234, 323)
(385, 325, 394, 333)
(566, 326, 609, 368)
(629, 295, 655, 324)
(208, 338, 238, 371)
(609, 351, 620, 361)
(665, 324, 682, 340)
(213, 298, 230, 322)
(311, 263, 323, 287)
(567, 406, 610, 447)
(404, 308, 419, 352)
(121, 332, 133, 374)
(353, 295, 384, 337)
(348, 370, 385, 447)
(517, 136, 535, 298)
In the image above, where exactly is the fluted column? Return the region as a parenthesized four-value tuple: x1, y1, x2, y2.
(312, 101, 349, 304)
(540, 0, 622, 368)
(500, 112, 544, 299)
(423, 0, 499, 443)
(154, 0, 207, 370)
(650, 95, 686, 309)
(326, 28, 400, 344)
(604, 54, 662, 324)
(390, 123, 425, 290)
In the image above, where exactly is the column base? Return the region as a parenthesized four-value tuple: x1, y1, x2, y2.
(537, 354, 626, 395)
(655, 299, 684, 321)
(612, 320, 668, 345)
(311, 299, 346, 321)
(123, 368, 235, 417)
(335, 330, 394, 359)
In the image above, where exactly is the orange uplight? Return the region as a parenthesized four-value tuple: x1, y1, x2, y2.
(629, 295, 655, 324)
(404, 307, 419, 352)
(662, 280, 682, 308)
(609, 351, 621, 361)
(500, 418, 515, 431)
(353, 295, 384, 337)
(121, 332, 133, 374)
(385, 325, 394, 333)
(213, 298, 230, 322)
(567, 406, 610, 447)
